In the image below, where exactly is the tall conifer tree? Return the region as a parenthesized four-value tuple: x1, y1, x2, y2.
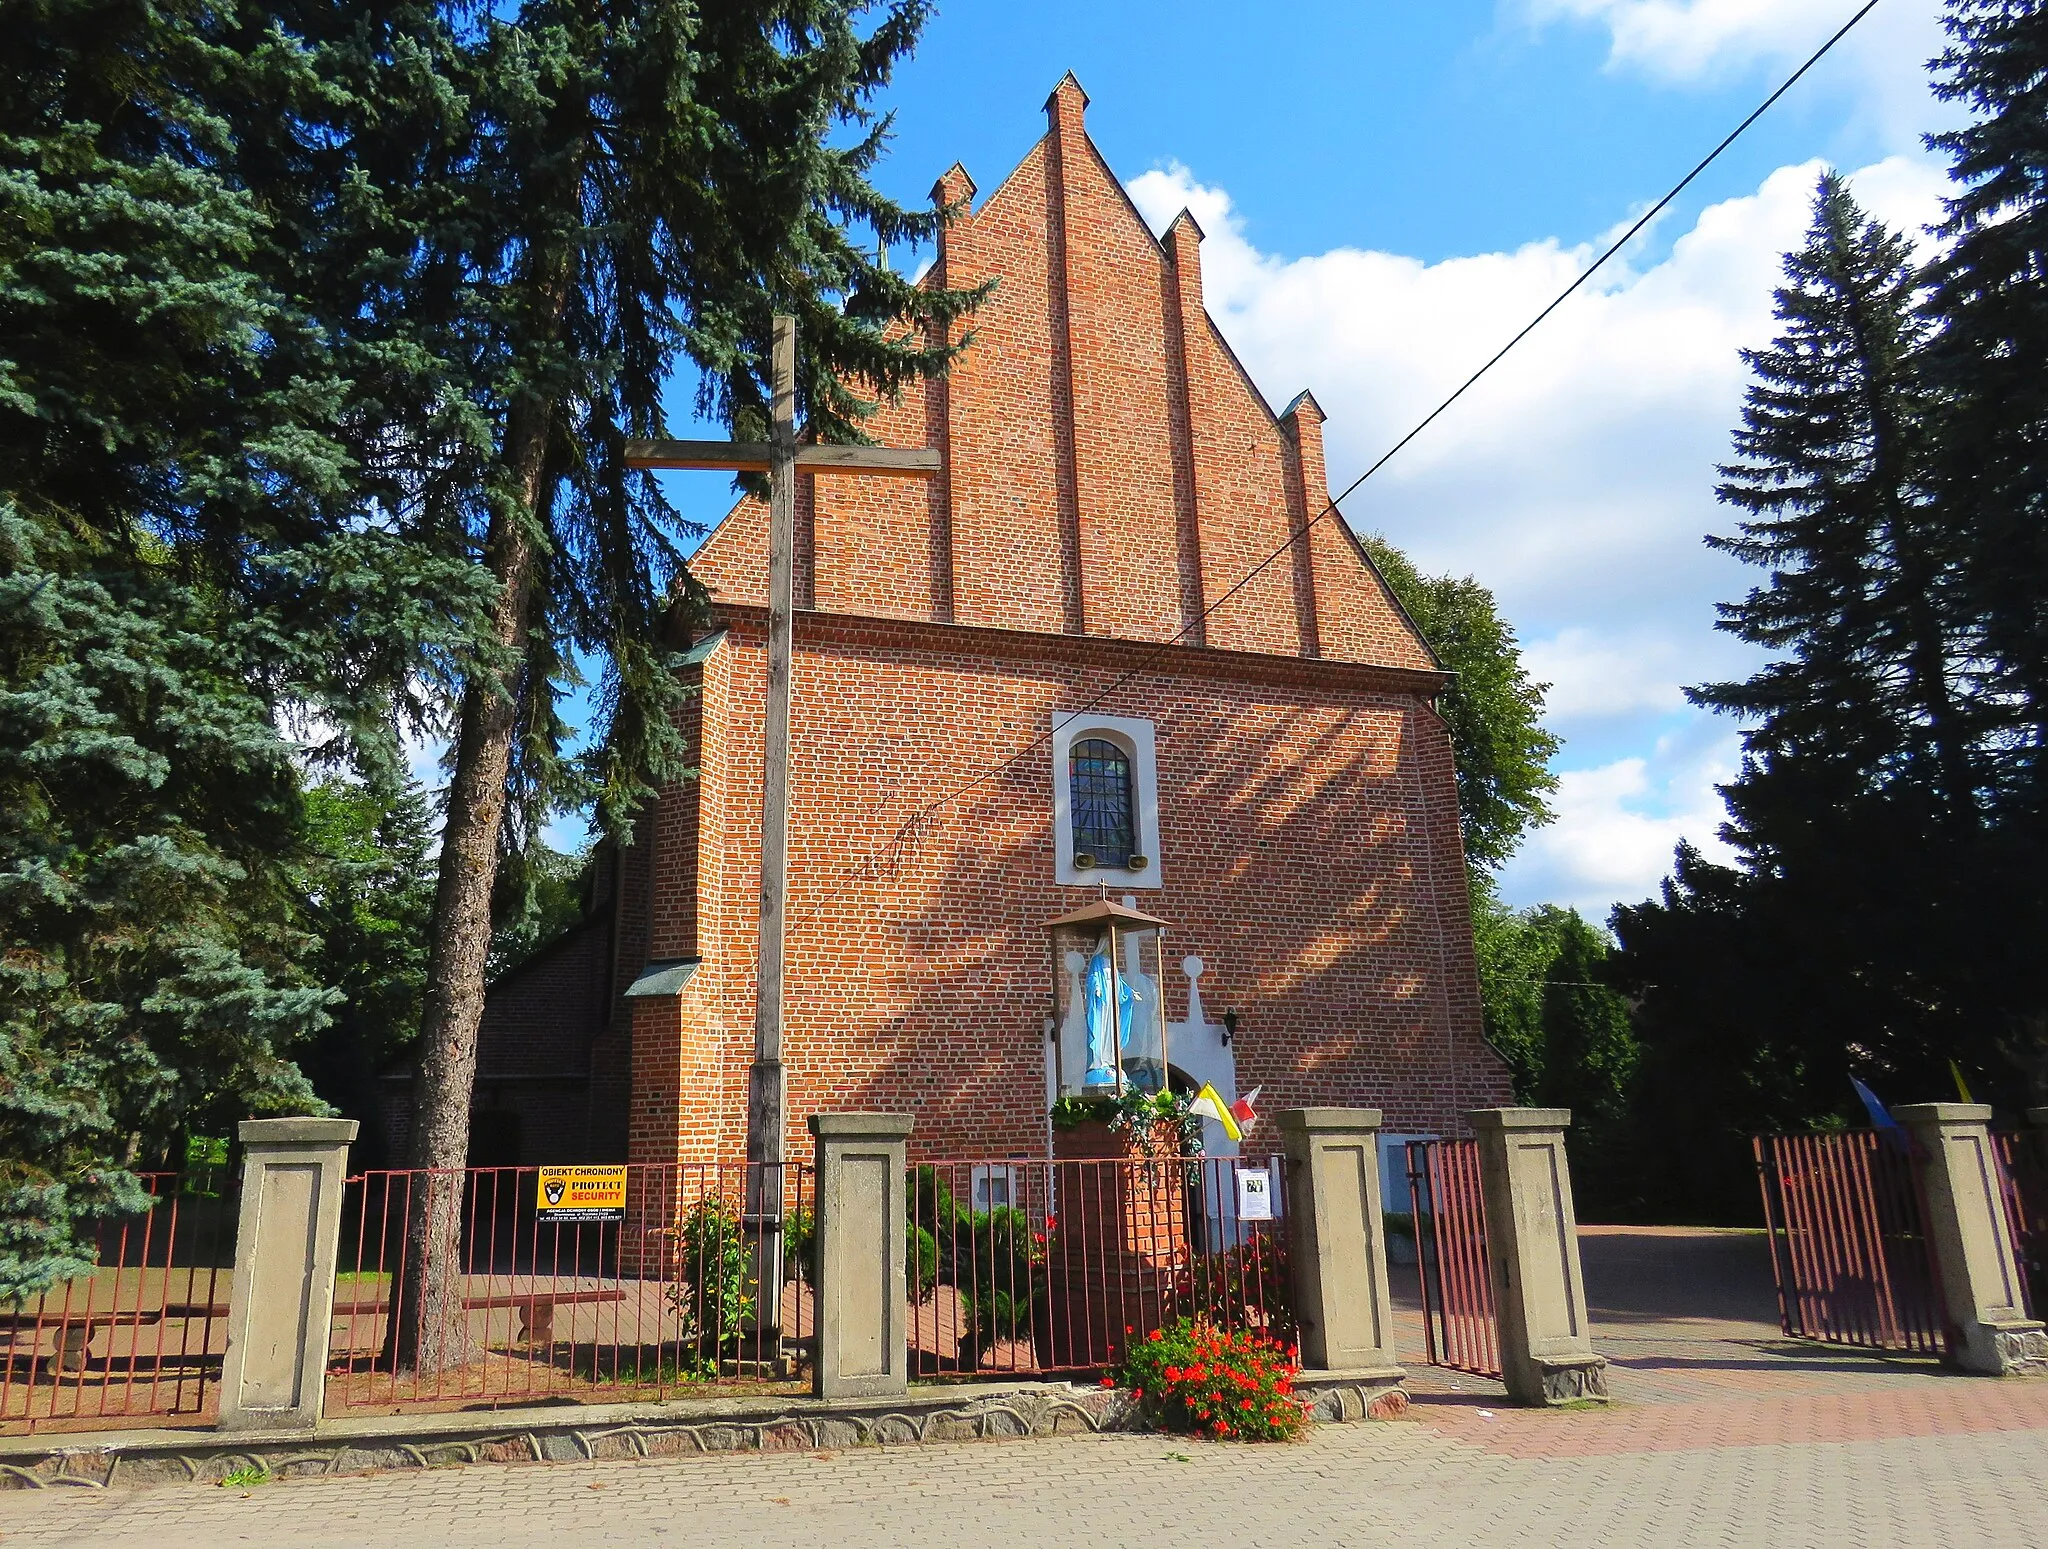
(0, 0, 464, 1290)
(1927, 0, 2048, 815)
(1922, 0, 2048, 1094)
(1612, 178, 1983, 1214)
(1694, 174, 1970, 839)
(310, 1, 986, 1372)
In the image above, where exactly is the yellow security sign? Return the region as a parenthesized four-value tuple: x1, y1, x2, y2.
(536, 1165, 627, 1223)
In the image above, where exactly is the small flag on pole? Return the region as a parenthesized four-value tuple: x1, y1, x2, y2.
(1231, 1086, 1261, 1131)
(1851, 1075, 1898, 1133)
(1190, 1083, 1243, 1144)
(1949, 1059, 1975, 1104)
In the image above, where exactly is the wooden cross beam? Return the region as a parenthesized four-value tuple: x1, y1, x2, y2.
(625, 319, 937, 1348)
(623, 439, 939, 478)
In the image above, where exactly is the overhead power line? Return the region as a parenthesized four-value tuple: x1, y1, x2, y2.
(792, 0, 1887, 921)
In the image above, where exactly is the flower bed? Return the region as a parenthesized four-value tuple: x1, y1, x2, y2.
(1114, 1318, 1306, 1441)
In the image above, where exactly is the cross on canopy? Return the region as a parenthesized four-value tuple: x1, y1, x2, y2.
(623, 317, 937, 1335)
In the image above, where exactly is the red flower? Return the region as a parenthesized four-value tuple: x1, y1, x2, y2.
(1100, 1376, 1115, 1387)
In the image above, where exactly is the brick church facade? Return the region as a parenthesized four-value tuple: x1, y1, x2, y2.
(459, 76, 1511, 1173)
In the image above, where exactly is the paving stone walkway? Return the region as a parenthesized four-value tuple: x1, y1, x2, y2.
(4, 1228, 2046, 1547)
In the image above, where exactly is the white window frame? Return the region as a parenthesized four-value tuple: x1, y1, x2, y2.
(969, 1164, 1019, 1213)
(1050, 712, 1163, 889)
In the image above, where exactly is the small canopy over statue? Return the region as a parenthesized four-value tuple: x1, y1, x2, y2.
(1045, 898, 1169, 1098)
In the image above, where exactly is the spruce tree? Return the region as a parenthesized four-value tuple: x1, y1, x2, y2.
(1612, 176, 1998, 1213)
(309, 0, 987, 1372)
(0, 511, 329, 1298)
(1696, 173, 1968, 838)
(1924, 0, 2048, 1092)
(0, 0, 442, 1290)
(1927, 0, 2048, 811)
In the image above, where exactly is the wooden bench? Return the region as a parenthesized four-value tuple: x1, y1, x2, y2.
(330, 1289, 628, 1345)
(0, 1303, 228, 1374)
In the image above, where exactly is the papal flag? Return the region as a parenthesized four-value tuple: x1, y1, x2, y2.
(1189, 1082, 1243, 1144)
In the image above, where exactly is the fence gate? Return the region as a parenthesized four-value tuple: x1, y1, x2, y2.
(1405, 1139, 1501, 1379)
(1753, 1131, 1948, 1354)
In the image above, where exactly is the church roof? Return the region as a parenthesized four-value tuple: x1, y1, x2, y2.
(689, 80, 1434, 674)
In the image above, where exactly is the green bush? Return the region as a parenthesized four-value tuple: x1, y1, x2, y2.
(783, 1202, 934, 1298)
(910, 1165, 959, 1228)
(908, 1222, 939, 1300)
(667, 1198, 754, 1350)
(783, 1204, 814, 1283)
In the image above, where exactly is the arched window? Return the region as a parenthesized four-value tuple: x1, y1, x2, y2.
(1050, 712, 1161, 886)
(1068, 737, 1135, 868)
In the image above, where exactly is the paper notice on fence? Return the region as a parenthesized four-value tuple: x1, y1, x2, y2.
(536, 1166, 627, 1223)
(1235, 1166, 1274, 1221)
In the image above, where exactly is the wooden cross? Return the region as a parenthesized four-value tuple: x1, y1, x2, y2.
(625, 315, 938, 1315)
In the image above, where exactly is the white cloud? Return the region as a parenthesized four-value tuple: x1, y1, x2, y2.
(1522, 628, 1692, 719)
(1126, 150, 1945, 915)
(1517, 0, 1953, 152)
(1506, 737, 1742, 918)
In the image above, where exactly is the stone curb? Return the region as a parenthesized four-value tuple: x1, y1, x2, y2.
(0, 1373, 1406, 1491)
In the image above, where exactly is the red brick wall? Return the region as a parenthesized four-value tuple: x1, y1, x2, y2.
(687, 80, 1436, 673)
(398, 911, 614, 1167)
(522, 79, 1511, 1179)
(628, 611, 1509, 1174)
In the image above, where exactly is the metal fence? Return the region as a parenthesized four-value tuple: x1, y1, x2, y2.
(326, 1162, 814, 1414)
(1754, 1130, 1948, 1355)
(1994, 1128, 2048, 1320)
(0, 1173, 238, 1435)
(904, 1154, 1291, 1379)
(1405, 1138, 1502, 1379)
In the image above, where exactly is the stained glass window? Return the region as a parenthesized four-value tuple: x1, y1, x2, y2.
(1069, 738, 1135, 868)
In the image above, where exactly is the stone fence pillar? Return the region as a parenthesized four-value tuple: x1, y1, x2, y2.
(809, 1113, 912, 1400)
(217, 1117, 357, 1432)
(1278, 1109, 1404, 1391)
(1467, 1108, 1607, 1406)
(1894, 1103, 2047, 1376)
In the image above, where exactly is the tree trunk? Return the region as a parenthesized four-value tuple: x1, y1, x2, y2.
(388, 291, 571, 1376)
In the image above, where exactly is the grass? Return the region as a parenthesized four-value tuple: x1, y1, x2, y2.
(217, 1464, 271, 1489)
(571, 1348, 717, 1386)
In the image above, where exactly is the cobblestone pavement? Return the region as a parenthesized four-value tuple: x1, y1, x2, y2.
(4, 1229, 2046, 1548)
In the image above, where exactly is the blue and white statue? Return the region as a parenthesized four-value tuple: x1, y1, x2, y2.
(1081, 936, 1131, 1089)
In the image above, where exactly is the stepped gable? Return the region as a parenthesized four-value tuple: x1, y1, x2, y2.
(688, 75, 1433, 674)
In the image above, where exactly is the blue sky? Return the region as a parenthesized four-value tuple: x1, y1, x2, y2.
(613, 0, 1960, 920)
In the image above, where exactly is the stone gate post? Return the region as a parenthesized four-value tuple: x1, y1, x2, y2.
(1277, 1109, 1405, 1407)
(1894, 1103, 2047, 1376)
(217, 1117, 357, 1432)
(1467, 1107, 1608, 1406)
(809, 1113, 912, 1400)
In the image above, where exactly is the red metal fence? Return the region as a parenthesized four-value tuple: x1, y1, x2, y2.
(1405, 1139, 1501, 1379)
(1995, 1129, 2048, 1320)
(327, 1162, 814, 1414)
(1, 1173, 237, 1435)
(905, 1155, 1291, 1379)
(1753, 1131, 1947, 1354)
